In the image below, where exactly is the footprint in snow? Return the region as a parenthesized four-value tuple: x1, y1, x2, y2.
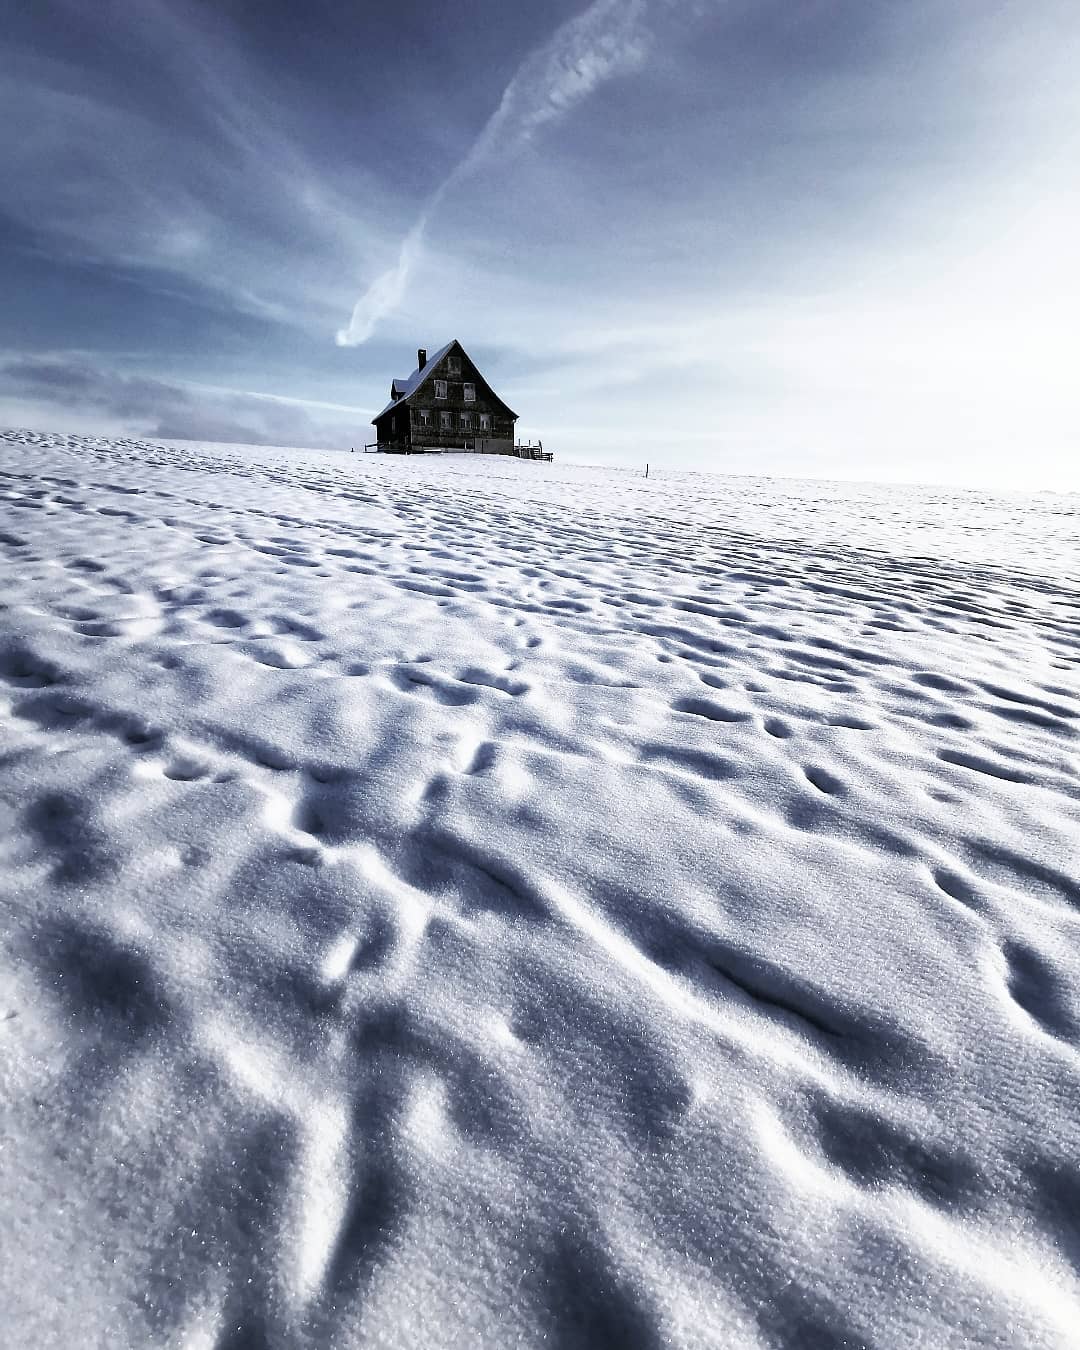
(1001, 939, 1080, 1042)
(763, 717, 794, 739)
(673, 696, 747, 723)
(802, 764, 845, 795)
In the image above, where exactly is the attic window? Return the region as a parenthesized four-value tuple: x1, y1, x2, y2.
(447, 356, 460, 376)
(463, 383, 475, 403)
(435, 380, 447, 400)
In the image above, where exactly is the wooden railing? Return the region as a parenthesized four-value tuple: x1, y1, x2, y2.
(463, 439, 553, 462)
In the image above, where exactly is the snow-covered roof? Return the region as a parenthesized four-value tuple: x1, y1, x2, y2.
(374, 341, 455, 421)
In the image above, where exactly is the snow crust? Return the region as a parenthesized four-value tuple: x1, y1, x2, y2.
(1, 428, 1078, 1348)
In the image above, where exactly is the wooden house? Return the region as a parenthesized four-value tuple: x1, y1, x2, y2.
(372, 341, 518, 454)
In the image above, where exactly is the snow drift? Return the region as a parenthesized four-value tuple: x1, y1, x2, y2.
(0, 429, 1078, 1348)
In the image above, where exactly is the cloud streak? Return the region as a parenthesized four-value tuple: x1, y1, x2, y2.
(0, 355, 366, 449)
(1, 0, 394, 333)
(335, 0, 656, 346)
(6, 1, 1078, 488)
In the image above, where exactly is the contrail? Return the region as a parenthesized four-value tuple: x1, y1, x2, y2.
(335, 0, 653, 347)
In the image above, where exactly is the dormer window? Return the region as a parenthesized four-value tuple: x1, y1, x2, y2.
(463, 383, 475, 403)
(435, 379, 447, 400)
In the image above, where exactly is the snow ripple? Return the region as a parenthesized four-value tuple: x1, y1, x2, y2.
(1, 429, 1078, 1347)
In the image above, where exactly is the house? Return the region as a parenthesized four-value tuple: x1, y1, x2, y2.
(372, 340, 518, 455)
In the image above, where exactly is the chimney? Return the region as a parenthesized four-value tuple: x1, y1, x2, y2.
(417, 348, 427, 370)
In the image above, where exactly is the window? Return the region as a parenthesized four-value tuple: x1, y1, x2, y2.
(440, 411, 452, 430)
(460, 412, 472, 430)
(447, 356, 460, 376)
(463, 383, 475, 403)
(479, 413, 491, 432)
(417, 408, 431, 426)
(435, 379, 447, 399)
(391, 416, 397, 433)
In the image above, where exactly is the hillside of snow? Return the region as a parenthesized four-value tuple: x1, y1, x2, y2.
(1, 428, 1079, 1348)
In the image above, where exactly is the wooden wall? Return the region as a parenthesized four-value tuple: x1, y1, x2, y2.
(373, 345, 517, 451)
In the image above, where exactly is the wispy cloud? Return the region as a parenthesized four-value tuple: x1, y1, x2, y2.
(5, 0, 1077, 487)
(335, 220, 428, 349)
(335, 0, 658, 346)
(0, 0, 394, 332)
(0, 354, 366, 448)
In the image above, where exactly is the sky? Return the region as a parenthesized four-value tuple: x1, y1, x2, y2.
(2, 0, 1078, 489)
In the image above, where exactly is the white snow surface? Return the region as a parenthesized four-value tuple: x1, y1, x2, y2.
(1, 427, 1079, 1349)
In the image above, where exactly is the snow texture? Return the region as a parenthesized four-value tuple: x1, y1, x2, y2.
(1, 428, 1079, 1349)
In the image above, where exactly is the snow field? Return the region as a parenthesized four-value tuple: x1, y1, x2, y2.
(0, 428, 1079, 1348)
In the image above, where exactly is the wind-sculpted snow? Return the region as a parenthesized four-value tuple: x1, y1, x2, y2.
(1, 428, 1078, 1348)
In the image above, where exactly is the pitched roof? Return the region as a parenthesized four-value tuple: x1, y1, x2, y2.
(373, 339, 517, 422)
(374, 341, 455, 420)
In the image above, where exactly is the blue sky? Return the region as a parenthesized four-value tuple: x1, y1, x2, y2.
(2, 0, 1078, 487)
